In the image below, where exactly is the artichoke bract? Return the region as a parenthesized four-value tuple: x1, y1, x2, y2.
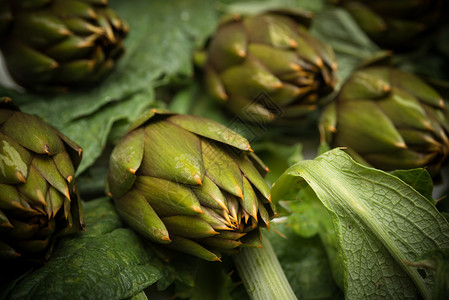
(320, 66, 449, 176)
(0, 97, 85, 263)
(204, 9, 337, 123)
(0, 0, 129, 92)
(335, 0, 448, 51)
(106, 109, 275, 261)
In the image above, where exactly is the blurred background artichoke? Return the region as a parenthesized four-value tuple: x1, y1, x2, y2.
(0, 0, 129, 92)
(107, 109, 275, 261)
(0, 97, 84, 265)
(203, 9, 337, 124)
(333, 0, 449, 52)
(320, 63, 449, 177)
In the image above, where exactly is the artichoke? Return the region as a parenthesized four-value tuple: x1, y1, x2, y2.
(334, 0, 448, 51)
(204, 9, 337, 123)
(106, 109, 275, 261)
(0, 0, 129, 92)
(0, 97, 85, 263)
(320, 65, 449, 176)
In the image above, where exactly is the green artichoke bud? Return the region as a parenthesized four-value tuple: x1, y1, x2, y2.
(106, 109, 275, 261)
(0, 0, 129, 92)
(0, 97, 85, 263)
(334, 0, 448, 51)
(320, 66, 449, 176)
(204, 9, 337, 123)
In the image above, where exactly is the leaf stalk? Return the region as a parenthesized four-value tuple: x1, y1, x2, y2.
(233, 233, 297, 300)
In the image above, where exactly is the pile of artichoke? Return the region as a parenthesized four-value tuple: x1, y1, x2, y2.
(106, 110, 275, 261)
(204, 9, 337, 123)
(0, 0, 128, 91)
(0, 97, 84, 263)
(1, 3, 449, 293)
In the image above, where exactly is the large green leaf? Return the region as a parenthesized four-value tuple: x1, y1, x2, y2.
(390, 169, 435, 205)
(0, 198, 161, 300)
(271, 148, 449, 299)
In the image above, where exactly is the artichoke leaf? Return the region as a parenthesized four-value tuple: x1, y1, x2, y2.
(166, 114, 251, 151)
(115, 190, 170, 244)
(202, 236, 242, 250)
(0, 132, 31, 184)
(140, 120, 204, 185)
(235, 153, 270, 201)
(107, 128, 144, 199)
(134, 176, 202, 217)
(31, 156, 70, 201)
(0, 184, 25, 210)
(391, 69, 444, 109)
(17, 165, 48, 206)
(339, 68, 390, 101)
(240, 177, 259, 221)
(192, 175, 228, 211)
(201, 139, 244, 199)
(335, 100, 405, 153)
(161, 215, 218, 239)
(166, 235, 221, 262)
(1, 112, 65, 155)
(207, 20, 247, 72)
(376, 88, 433, 131)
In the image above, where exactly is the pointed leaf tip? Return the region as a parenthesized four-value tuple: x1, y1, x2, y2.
(237, 49, 246, 57)
(161, 236, 171, 242)
(219, 92, 228, 101)
(194, 173, 202, 185)
(237, 186, 244, 200)
(37, 190, 46, 205)
(64, 188, 71, 201)
(331, 62, 338, 70)
(16, 171, 26, 183)
(289, 63, 301, 71)
(194, 205, 204, 214)
(394, 142, 407, 149)
(289, 38, 298, 48)
(327, 125, 337, 133)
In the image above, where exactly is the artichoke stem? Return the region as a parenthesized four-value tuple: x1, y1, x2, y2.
(233, 232, 297, 300)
